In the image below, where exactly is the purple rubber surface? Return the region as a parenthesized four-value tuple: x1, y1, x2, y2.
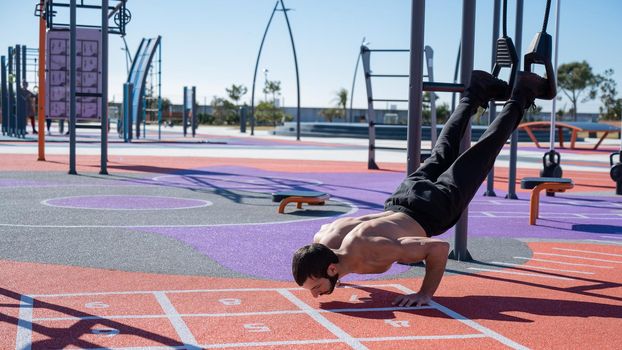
(138, 166, 622, 281)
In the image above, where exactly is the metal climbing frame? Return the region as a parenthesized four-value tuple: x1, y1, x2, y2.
(361, 45, 463, 170)
(38, 0, 130, 175)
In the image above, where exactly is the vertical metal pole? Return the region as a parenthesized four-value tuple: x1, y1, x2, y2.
(37, 0, 46, 160)
(1, 56, 7, 136)
(192, 86, 196, 137)
(100, 0, 109, 175)
(123, 82, 132, 142)
(69, 0, 77, 175)
(424, 45, 437, 147)
(361, 46, 378, 170)
(183, 86, 187, 137)
(279, 0, 301, 141)
(7, 48, 14, 137)
(506, 0, 523, 199)
(15, 45, 23, 138)
(250, 1, 279, 136)
(349, 41, 364, 123)
(549, 0, 561, 151)
(485, 0, 501, 197)
(158, 39, 162, 140)
(406, 0, 425, 176)
(22, 45, 28, 137)
(451, 0, 476, 262)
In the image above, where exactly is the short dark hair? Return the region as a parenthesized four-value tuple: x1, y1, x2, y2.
(292, 243, 339, 286)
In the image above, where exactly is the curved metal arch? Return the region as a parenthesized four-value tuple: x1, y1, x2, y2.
(250, 0, 301, 140)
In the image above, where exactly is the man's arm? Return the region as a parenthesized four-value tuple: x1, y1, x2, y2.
(392, 238, 449, 307)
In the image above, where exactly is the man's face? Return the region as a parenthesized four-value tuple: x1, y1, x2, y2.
(302, 274, 339, 298)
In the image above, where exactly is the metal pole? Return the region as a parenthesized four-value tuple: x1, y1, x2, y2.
(279, 0, 301, 141)
(69, 0, 77, 174)
(361, 46, 378, 170)
(424, 45, 437, 147)
(123, 82, 132, 142)
(100, 0, 108, 175)
(37, 0, 46, 160)
(21, 45, 27, 138)
(451, 0, 476, 262)
(485, 0, 501, 197)
(349, 37, 366, 123)
(15, 45, 23, 138)
(7, 48, 14, 137)
(406, 0, 426, 176)
(549, 0, 561, 151)
(183, 86, 187, 137)
(192, 86, 196, 137)
(158, 38, 162, 140)
(451, 43, 461, 113)
(506, 0, 523, 199)
(250, 1, 279, 136)
(1, 56, 7, 136)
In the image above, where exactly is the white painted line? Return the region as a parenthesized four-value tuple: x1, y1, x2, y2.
(358, 333, 488, 342)
(153, 292, 200, 349)
(0, 198, 359, 229)
(277, 289, 368, 350)
(40, 195, 213, 211)
(490, 261, 594, 275)
(33, 306, 438, 322)
(582, 239, 622, 246)
(513, 257, 614, 269)
(15, 295, 33, 350)
(30, 284, 407, 298)
(467, 268, 575, 281)
(554, 247, 622, 257)
(535, 252, 622, 264)
(391, 284, 528, 350)
(601, 235, 622, 240)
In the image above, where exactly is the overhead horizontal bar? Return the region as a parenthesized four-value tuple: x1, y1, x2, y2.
(364, 49, 409, 52)
(368, 74, 409, 78)
(372, 99, 409, 103)
(373, 146, 407, 151)
(422, 82, 465, 93)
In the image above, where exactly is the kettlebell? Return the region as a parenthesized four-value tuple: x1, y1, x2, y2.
(610, 152, 622, 195)
(540, 150, 562, 178)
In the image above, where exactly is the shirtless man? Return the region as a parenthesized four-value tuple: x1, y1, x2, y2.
(292, 70, 551, 307)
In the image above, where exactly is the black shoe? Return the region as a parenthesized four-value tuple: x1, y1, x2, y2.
(511, 71, 549, 108)
(33, 130, 38, 134)
(465, 70, 511, 108)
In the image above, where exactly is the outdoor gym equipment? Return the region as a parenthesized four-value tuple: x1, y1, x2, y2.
(485, 0, 519, 197)
(610, 152, 622, 195)
(611, 113, 622, 195)
(272, 190, 330, 214)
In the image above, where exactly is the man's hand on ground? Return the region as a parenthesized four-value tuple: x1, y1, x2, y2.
(392, 292, 431, 307)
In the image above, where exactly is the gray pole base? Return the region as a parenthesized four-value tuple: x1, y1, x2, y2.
(505, 193, 518, 200)
(448, 249, 473, 262)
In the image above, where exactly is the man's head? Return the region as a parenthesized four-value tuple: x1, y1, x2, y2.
(22, 81, 28, 89)
(292, 243, 339, 297)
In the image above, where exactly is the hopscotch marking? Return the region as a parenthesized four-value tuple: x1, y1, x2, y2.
(490, 261, 595, 275)
(467, 268, 575, 281)
(535, 252, 622, 264)
(513, 256, 614, 269)
(16, 283, 529, 350)
(15, 295, 33, 350)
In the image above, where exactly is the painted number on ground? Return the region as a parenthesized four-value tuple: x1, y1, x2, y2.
(384, 320, 410, 328)
(219, 298, 242, 306)
(244, 323, 271, 332)
(85, 302, 109, 309)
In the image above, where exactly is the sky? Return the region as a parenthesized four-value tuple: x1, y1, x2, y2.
(1, 0, 621, 114)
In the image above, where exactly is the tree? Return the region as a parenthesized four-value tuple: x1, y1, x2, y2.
(255, 100, 292, 126)
(263, 80, 281, 104)
(226, 84, 248, 105)
(598, 69, 622, 121)
(334, 88, 348, 120)
(557, 61, 599, 120)
(210, 96, 237, 125)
